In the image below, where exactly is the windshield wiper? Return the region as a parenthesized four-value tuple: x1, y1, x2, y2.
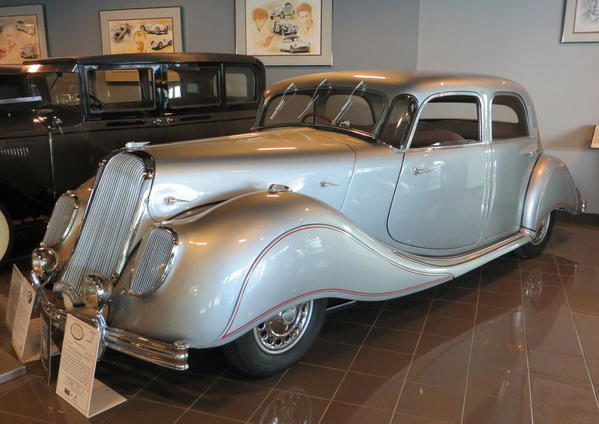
(332, 80, 365, 125)
(297, 78, 328, 120)
(269, 82, 296, 121)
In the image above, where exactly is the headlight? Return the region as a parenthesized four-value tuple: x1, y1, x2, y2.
(43, 192, 79, 246)
(129, 227, 177, 296)
(81, 274, 113, 309)
(32, 246, 58, 278)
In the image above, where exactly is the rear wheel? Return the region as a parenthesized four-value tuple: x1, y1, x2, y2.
(0, 202, 13, 262)
(515, 212, 554, 259)
(223, 299, 327, 377)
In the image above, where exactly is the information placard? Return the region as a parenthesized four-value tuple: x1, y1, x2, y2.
(5, 264, 27, 332)
(10, 272, 39, 363)
(56, 314, 125, 417)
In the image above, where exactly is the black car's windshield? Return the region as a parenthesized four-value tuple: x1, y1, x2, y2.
(259, 83, 385, 136)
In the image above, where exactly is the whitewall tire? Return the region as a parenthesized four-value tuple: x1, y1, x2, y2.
(0, 203, 12, 262)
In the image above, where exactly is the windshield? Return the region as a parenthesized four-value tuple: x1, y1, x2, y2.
(259, 85, 385, 135)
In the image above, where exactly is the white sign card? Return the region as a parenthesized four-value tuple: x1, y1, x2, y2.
(10, 268, 40, 363)
(5, 264, 27, 332)
(56, 314, 125, 418)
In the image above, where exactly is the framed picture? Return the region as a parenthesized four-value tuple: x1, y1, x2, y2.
(0, 5, 48, 65)
(235, 0, 332, 66)
(562, 0, 599, 42)
(99, 7, 183, 55)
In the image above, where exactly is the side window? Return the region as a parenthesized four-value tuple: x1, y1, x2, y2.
(225, 66, 257, 103)
(379, 96, 417, 147)
(491, 95, 529, 140)
(410, 95, 480, 149)
(87, 68, 155, 114)
(166, 65, 219, 109)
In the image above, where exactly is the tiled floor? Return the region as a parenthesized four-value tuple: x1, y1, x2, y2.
(1, 215, 598, 423)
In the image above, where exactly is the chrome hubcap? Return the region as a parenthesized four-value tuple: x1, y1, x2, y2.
(254, 301, 313, 354)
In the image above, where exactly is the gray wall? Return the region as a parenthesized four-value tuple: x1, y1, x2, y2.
(1, 0, 420, 83)
(418, 0, 599, 213)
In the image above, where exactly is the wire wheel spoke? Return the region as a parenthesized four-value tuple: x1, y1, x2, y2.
(254, 300, 313, 354)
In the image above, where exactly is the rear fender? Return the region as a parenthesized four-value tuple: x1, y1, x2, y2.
(522, 154, 581, 232)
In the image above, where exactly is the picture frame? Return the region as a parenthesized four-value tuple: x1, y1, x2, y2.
(235, 0, 332, 66)
(0, 5, 48, 65)
(99, 7, 183, 55)
(562, 0, 599, 43)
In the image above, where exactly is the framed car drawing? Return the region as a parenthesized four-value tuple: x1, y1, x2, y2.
(235, 0, 332, 66)
(0, 5, 48, 65)
(99, 7, 183, 54)
(562, 0, 599, 42)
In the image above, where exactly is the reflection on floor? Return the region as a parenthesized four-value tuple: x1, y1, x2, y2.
(0, 215, 598, 424)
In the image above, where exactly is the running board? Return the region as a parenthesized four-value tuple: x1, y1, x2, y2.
(391, 230, 532, 269)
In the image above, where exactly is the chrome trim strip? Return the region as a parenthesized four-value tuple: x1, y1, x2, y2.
(392, 230, 532, 267)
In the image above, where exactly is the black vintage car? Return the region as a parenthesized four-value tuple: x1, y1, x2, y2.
(0, 53, 265, 260)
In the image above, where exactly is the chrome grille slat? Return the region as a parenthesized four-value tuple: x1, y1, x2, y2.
(130, 228, 175, 295)
(61, 154, 147, 292)
(43, 194, 77, 246)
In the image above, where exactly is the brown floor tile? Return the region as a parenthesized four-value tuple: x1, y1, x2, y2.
(393, 413, 454, 423)
(463, 393, 532, 424)
(300, 340, 359, 370)
(422, 315, 473, 338)
(558, 263, 599, 278)
(474, 304, 513, 325)
(395, 382, 464, 423)
(95, 352, 163, 397)
(466, 362, 528, 399)
(434, 286, 478, 304)
(320, 401, 392, 424)
(328, 301, 383, 325)
(318, 320, 371, 345)
(136, 369, 215, 408)
(477, 290, 522, 308)
(530, 377, 599, 424)
(519, 259, 559, 274)
(276, 363, 344, 398)
(384, 296, 432, 314)
(429, 300, 477, 321)
(177, 410, 244, 423)
(350, 347, 412, 379)
(528, 350, 593, 389)
(96, 398, 183, 424)
(363, 327, 419, 353)
(333, 372, 402, 410)
(0, 412, 33, 424)
(192, 379, 270, 421)
(526, 329, 583, 357)
(521, 271, 562, 286)
(375, 309, 427, 333)
(221, 367, 285, 388)
(248, 389, 328, 424)
(573, 312, 599, 359)
(479, 277, 522, 294)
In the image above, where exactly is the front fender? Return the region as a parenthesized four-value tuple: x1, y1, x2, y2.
(108, 191, 457, 348)
(522, 154, 581, 232)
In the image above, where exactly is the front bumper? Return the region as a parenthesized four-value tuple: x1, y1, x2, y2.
(31, 272, 189, 371)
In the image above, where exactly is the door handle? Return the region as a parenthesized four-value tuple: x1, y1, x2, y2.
(411, 167, 432, 175)
(525, 149, 539, 156)
(165, 117, 175, 124)
(152, 118, 163, 126)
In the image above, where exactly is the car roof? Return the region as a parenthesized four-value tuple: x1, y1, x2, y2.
(265, 70, 530, 103)
(22, 52, 263, 67)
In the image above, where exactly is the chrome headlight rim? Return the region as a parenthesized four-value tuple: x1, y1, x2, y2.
(128, 226, 178, 297)
(81, 274, 113, 309)
(43, 192, 80, 247)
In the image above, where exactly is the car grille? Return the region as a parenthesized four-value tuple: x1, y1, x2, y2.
(42, 194, 78, 247)
(129, 227, 176, 295)
(59, 153, 149, 293)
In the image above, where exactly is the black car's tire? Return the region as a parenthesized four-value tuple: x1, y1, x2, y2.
(223, 298, 327, 377)
(515, 212, 554, 259)
(0, 202, 13, 262)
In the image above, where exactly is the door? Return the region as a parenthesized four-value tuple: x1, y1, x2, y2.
(162, 63, 223, 142)
(483, 93, 538, 240)
(387, 94, 489, 252)
(83, 65, 164, 165)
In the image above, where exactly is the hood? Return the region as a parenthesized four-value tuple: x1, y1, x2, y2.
(143, 127, 357, 221)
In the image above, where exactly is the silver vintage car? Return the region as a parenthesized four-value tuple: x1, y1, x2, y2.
(31, 71, 583, 376)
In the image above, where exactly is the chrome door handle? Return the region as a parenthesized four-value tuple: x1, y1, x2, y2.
(152, 118, 163, 126)
(525, 149, 539, 156)
(165, 117, 175, 124)
(411, 167, 432, 175)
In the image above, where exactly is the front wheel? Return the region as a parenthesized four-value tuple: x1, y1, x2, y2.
(0, 202, 13, 262)
(515, 212, 554, 259)
(223, 299, 327, 377)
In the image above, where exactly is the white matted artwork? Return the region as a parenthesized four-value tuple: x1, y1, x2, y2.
(562, 0, 599, 42)
(235, 0, 332, 66)
(99, 7, 183, 54)
(0, 5, 48, 65)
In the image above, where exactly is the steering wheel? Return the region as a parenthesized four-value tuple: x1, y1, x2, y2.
(88, 94, 105, 110)
(301, 112, 332, 124)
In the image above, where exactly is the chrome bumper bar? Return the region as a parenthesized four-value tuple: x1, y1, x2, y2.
(32, 272, 189, 371)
